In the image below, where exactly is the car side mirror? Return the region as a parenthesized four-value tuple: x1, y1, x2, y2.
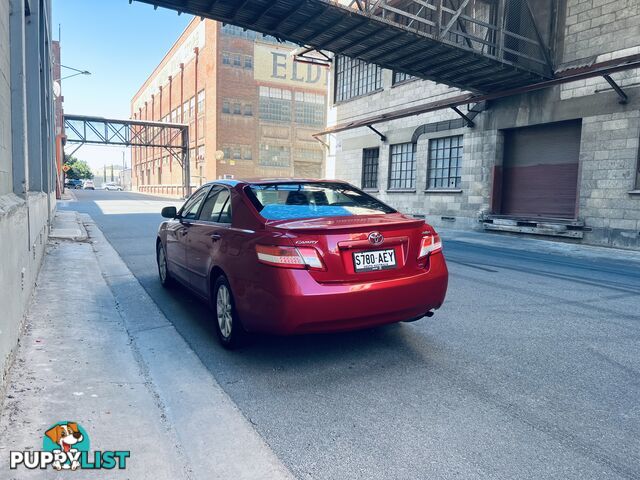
(161, 206, 178, 219)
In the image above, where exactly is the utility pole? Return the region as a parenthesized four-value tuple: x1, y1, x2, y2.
(103, 164, 107, 185)
(110, 164, 114, 182)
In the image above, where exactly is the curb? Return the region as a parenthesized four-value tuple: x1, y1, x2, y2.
(80, 213, 295, 480)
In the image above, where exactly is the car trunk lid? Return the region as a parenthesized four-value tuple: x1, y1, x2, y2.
(266, 214, 430, 283)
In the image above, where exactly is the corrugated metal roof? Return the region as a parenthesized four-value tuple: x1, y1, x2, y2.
(133, 0, 550, 93)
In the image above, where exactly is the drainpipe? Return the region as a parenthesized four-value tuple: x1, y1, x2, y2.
(168, 75, 173, 173)
(159, 85, 163, 184)
(180, 62, 186, 195)
(151, 93, 155, 182)
(144, 101, 148, 187)
(193, 46, 199, 192)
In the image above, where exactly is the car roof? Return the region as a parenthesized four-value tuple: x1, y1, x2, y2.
(203, 178, 344, 188)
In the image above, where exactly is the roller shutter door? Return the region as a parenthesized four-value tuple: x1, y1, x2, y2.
(501, 120, 581, 219)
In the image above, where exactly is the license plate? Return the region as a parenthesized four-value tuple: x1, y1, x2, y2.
(353, 249, 397, 273)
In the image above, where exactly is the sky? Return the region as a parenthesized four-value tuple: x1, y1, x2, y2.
(53, 0, 192, 171)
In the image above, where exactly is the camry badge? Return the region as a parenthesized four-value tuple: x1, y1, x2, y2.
(368, 231, 384, 246)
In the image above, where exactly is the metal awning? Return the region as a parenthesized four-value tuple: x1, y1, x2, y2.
(313, 53, 640, 137)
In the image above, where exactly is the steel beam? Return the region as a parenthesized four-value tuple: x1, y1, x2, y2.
(602, 74, 628, 104)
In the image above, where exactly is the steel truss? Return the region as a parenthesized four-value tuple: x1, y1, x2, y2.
(352, 0, 552, 76)
(63, 114, 192, 197)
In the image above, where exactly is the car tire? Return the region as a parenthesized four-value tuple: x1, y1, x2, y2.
(212, 275, 245, 349)
(157, 242, 174, 288)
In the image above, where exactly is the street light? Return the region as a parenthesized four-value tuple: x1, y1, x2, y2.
(60, 64, 91, 81)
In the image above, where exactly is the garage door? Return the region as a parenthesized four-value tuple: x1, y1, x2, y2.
(501, 120, 581, 219)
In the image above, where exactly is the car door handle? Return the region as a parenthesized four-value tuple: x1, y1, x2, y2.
(210, 233, 222, 241)
(180, 229, 189, 236)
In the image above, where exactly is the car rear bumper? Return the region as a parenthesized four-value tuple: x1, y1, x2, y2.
(237, 253, 448, 334)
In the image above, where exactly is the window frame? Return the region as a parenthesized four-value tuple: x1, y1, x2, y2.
(361, 148, 379, 190)
(179, 186, 211, 220)
(427, 135, 463, 190)
(334, 56, 383, 103)
(392, 71, 416, 85)
(197, 185, 233, 224)
(388, 143, 417, 191)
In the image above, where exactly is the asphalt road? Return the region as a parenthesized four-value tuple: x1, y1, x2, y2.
(63, 190, 640, 480)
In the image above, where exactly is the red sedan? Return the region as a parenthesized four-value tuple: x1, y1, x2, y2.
(157, 180, 448, 348)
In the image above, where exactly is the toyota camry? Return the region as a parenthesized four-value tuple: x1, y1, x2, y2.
(156, 179, 448, 348)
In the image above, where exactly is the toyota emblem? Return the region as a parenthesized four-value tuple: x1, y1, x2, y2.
(368, 231, 384, 246)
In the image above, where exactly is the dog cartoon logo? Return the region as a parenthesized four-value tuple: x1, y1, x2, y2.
(10, 420, 129, 470)
(43, 422, 89, 471)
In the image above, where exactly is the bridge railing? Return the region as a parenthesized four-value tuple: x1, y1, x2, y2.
(346, 0, 552, 75)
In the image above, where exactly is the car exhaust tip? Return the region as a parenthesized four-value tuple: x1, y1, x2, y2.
(403, 310, 435, 323)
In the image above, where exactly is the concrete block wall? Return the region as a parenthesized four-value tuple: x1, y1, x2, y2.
(561, 0, 640, 100)
(579, 110, 640, 248)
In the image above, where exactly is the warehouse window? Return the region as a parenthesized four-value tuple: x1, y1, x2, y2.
(362, 148, 379, 190)
(259, 87, 292, 123)
(222, 101, 230, 114)
(243, 147, 253, 160)
(197, 90, 205, 115)
(335, 56, 382, 103)
(427, 135, 463, 189)
(233, 54, 242, 67)
(244, 104, 253, 116)
(393, 71, 416, 85)
(222, 52, 231, 65)
(233, 103, 241, 115)
(244, 55, 253, 69)
(388, 143, 416, 190)
(259, 144, 291, 167)
(294, 92, 325, 127)
(189, 97, 195, 119)
(182, 101, 189, 120)
(221, 24, 258, 40)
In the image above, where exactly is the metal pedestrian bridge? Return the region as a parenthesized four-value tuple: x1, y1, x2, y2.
(133, 0, 553, 93)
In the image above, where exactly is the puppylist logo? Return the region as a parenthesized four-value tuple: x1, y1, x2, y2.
(10, 421, 130, 471)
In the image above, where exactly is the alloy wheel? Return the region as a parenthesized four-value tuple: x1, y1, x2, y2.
(216, 285, 233, 339)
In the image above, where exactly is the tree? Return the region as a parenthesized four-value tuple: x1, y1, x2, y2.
(63, 154, 94, 180)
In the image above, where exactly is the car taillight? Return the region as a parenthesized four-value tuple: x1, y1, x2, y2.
(418, 233, 442, 258)
(256, 245, 325, 271)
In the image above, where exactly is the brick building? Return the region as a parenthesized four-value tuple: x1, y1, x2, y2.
(131, 19, 328, 196)
(327, 0, 640, 249)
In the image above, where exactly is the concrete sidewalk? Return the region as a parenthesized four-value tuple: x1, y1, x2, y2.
(0, 211, 294, 479)
(438, 227, 640, 265)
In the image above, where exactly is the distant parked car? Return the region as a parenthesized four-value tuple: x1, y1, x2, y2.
(65, 179, 83, 189)
(103, 182, 123, 191)
(83, 180, 95, 190)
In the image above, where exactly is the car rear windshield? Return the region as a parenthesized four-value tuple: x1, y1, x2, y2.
(246, 182, 396, 220)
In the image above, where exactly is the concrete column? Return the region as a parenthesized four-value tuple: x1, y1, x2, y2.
(8, 0, 30, 196)
(24, 0, 43, 192)
(39, 0, 54, 197)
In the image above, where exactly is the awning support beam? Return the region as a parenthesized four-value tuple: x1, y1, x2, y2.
(368, 125, 387, 142)
(451, 106, 475, 127)
(602, 74, 628, 104)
